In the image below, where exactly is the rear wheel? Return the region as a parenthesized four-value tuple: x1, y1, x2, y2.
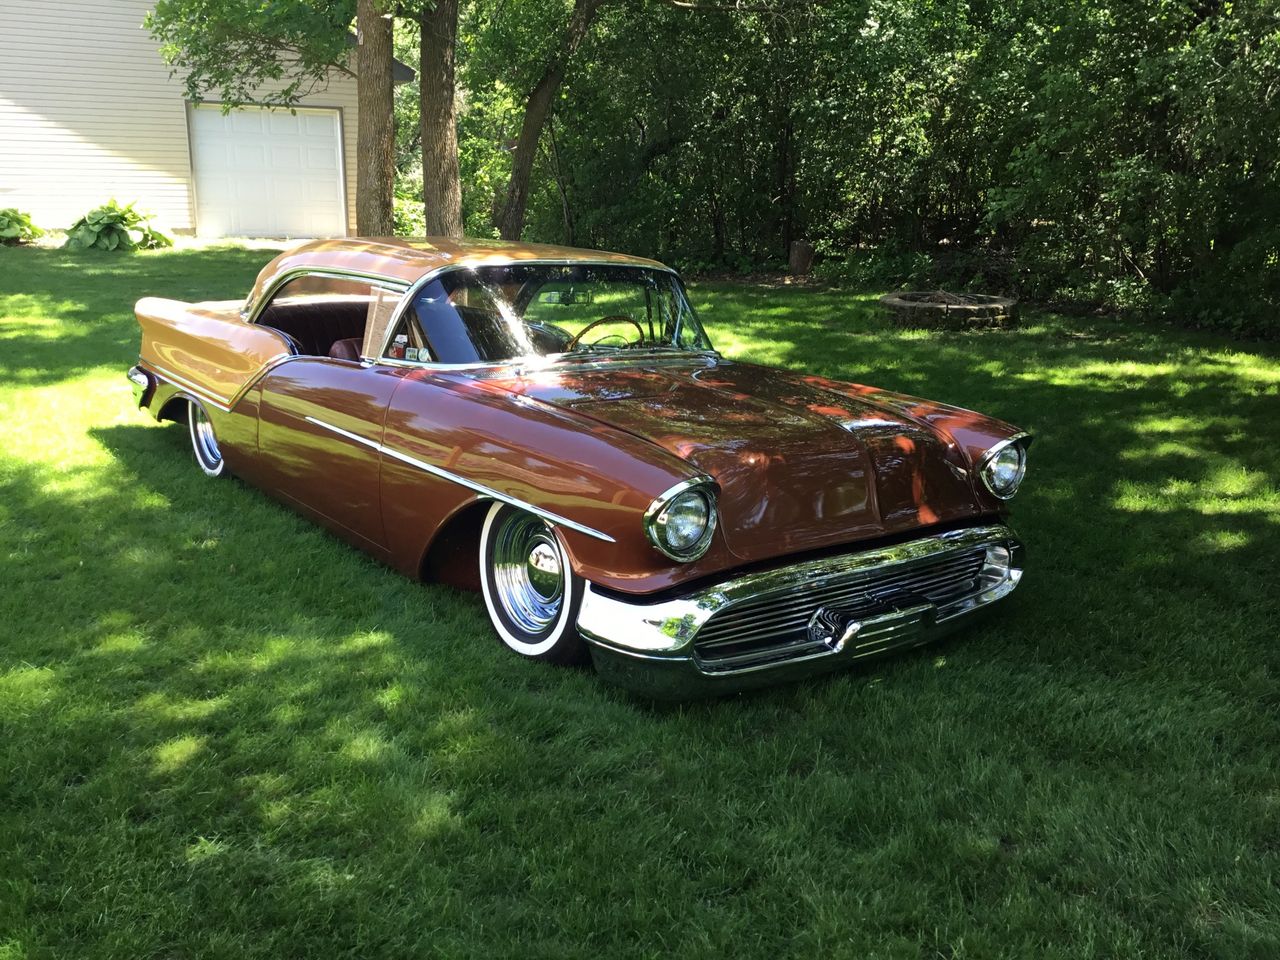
(187, 400, 227, 478)
(478, 503, 586, 664)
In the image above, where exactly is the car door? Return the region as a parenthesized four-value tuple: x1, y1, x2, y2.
(250, 272, 408, 556)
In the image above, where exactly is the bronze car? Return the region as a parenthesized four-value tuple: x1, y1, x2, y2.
(128, 237, 1029, 697)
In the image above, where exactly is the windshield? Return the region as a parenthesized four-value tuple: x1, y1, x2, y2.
(400, 264, 713, 365)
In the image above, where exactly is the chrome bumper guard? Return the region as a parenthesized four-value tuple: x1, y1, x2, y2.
(577, 524, 1023, 698)
(127, 365, 152, 407)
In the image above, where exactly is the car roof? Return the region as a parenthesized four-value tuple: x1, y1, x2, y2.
(245, 236, 671, 308)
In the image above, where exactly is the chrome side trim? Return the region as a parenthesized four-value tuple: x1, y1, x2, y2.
(144, 361, 233, 413)
(226, 352, 299, 408)
(303, 416, 380, 451)
(302, 415, 616, 543)
(142, 354, 298, 414)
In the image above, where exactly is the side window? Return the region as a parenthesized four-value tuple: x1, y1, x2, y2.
(380, 279, 532, 365)
(254, 274, 401, 360)
(381, 312, 432, 363)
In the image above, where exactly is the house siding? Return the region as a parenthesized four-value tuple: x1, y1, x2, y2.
(0, 0, 360, 234)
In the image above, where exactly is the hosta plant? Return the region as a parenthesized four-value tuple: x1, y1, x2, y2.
(0, 208, 43, 245)
(64, 200, 173, 251)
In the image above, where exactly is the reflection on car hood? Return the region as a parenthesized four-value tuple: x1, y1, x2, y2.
(486, 355, 1003, 560)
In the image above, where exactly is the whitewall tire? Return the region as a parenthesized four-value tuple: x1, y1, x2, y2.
(479, 502, 587, 664)
(187, 400, 227, 478)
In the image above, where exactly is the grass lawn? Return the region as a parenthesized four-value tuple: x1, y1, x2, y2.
(2, 243, 1278, 959)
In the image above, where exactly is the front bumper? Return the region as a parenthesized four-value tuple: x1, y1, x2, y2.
(577, 524, 1023, 698)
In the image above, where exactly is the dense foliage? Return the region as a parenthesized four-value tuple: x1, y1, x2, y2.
(431, 0, 1280, 335)
(147, 0, 356, 105)
(64, 201, 173, 252)
(146, 0, 1279, 334)
(0, 208, 42, 245)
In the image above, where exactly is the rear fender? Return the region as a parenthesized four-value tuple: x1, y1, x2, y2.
(134, 297, 292, 414)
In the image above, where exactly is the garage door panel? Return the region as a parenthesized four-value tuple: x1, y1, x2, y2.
(303, 113, 334, 136)
(267, 111, 299, 135)
(233, 144, 268, 170)
(231, 110, 266, 134)
(190, 104, 346, 239)
(306, 147, 337, 171)
(274, 180, 306, 204)
(271, 145, 302, 168)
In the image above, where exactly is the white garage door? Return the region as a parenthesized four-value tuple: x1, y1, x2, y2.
(189, 104, 347, 238)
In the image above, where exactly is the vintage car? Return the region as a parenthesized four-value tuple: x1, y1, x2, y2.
(128, 237, 1029, 697)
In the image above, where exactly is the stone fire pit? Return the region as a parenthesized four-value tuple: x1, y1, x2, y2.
(879, 290, 1018, 329)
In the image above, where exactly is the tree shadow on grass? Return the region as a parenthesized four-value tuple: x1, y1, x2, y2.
(1, 277, 1278, 955)
(0, 246, 270, 388)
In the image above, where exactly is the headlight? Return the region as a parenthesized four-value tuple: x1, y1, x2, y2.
(978, 435, 1030, 500)
(644, 478, 718, 561)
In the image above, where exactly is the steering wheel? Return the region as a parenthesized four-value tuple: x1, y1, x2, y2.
(566, 315, 646, 351)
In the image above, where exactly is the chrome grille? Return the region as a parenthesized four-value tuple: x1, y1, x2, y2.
(693, 546, 988, 673)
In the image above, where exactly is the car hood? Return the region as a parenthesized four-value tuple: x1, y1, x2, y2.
(489, 356, 1008, 561)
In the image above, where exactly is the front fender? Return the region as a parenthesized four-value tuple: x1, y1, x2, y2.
(379, 370, 739, 593)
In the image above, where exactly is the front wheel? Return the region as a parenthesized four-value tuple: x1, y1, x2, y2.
(478, 503, 587, 664)
(187, 399, 227, 478)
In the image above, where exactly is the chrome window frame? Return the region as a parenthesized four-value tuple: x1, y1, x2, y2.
(242, 267, 411, 327)
(241, 258, 713, 374)
(375, 259, 705, 370)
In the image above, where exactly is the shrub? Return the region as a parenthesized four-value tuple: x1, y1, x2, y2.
(0, 208, 44, 245)
(393, 194, 426, 237)
(813, 248, 934, 290)
(64, 200, 172, 252)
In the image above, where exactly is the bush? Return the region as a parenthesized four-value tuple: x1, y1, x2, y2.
(64, 200, 172, 252)
(393, 194, 426, 237)
(813, 248, 934, 289)
(0, 208, 44, 245)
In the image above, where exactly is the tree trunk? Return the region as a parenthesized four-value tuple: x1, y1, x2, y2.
(492, 0, 606, 241)
(420, 0, 462, 238)
(777, 114, 795, 258)
(494, 67, 563, 241)
(545, 116, 575, 244)
(355, 0, 395, 236)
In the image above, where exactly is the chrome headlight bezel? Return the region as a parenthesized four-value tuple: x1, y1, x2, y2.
(977, 433, 1031, 500)
(644, 477, 718, 562)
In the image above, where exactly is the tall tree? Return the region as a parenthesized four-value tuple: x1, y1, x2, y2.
(420, 0, 463, 236)
(357, 0, 397, 234)
(491, 0, 609, 240)
(147, 0, 401, 234)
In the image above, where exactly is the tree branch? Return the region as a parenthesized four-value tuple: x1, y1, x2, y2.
(654, 0, 786, 12)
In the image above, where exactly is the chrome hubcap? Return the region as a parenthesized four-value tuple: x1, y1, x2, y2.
(526, 542, 563, 599)
(192, 405, 221, 466)
(493, 513, 565, 635)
